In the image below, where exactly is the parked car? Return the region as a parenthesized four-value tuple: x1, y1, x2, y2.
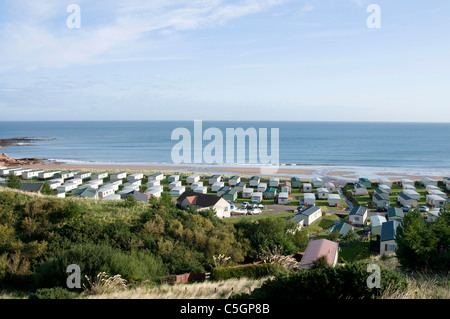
(295, 205, 305, 213)
(242, 202, 249, 207)
(247, 208, 262, 215)
(419, 206, 429, 212)
(402, 206, 411, 212)
(232, 208, 248, 215)
(257, 204, 264, 209)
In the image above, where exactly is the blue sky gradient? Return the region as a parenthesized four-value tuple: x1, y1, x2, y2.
(0, 0, 449, 121)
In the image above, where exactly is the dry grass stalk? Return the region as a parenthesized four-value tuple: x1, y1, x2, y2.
(82, 272, 127, 296)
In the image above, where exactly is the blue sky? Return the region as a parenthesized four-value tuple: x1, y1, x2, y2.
(0, 0, 449, 121)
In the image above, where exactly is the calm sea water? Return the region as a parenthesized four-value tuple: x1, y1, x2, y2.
(0, 121, 450, 170)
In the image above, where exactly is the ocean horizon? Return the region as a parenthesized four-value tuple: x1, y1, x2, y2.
(1, 121, 450, 176)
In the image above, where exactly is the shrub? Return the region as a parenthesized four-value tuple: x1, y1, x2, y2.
(29, 287, 79, 299)
(210, 263, 283, 281)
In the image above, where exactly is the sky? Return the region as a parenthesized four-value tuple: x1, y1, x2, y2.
(0, 0, 449, 122)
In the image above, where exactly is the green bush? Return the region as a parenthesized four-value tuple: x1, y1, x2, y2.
(210, 263, 283, 281)
(239, 261, 407, 299)
(29, 287, 79, 299)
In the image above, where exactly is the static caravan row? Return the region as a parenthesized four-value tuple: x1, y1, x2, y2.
(22, 170, 44, 180)
(127, 173, 144, 182)
(111, 172, 127, 180)
(249, 176, 260, 187)
(208, 175, 221, 185)
(91, 172, 108, 180)
(211, 182, 225, 192)
(39, 170, 61, 180)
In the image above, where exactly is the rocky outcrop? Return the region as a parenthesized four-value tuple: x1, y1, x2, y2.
(0, 152, 44, 166)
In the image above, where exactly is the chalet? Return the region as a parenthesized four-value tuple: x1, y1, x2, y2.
(123, 180, 141, 189)
(235, 182, 247, 193)
(222, 189, 238, 202)
(316, 187, 329, 199)
(38, 170, 61, 180)
(378, 184, 392, 194)
(242, 188, 254, 198)
(311, 177, 323, 188)
(332, 222, 353, 237)
(217, 186, 231, 197)
(299, 239, 338, 269)
(127, 173, 144, 182)
(369, 215, 387, 237)
(190, 181, 204, 190)
(147, 179, 160, 187)
(170, 186, 186, 197)
(249, 176, 260, 187)
(378, 178, 392, 188)
(75, 172, 91, 180)
(0, 167, 22, 176)
(403, 189, 421, 201)
(19, 182, 44, 194)
(187, 175, 200, 185)
(149, 173, 164, 181)
(353, 183, 368, 196)
(380, 221, 400, 255)
(228, 176, 241, 186)
(359, 178, 372, 189)
(91, 172, 108, 180)
(257, 183, 267, 193)
(98, 185, 116, 199)
(348, 206, 368, 226)
(169, 180, 182, 190)
(193, 186, 208, 194)
(103, 194, 121, 201)
(387, 206, 404, 222)
(421, 177, 437, 187)
(56, 183, 78, 194)
(66, 178, 83, 186)
(211, 182, 225, 192)
(102, 182, 119, 192)
(328, 194, 341, 207)
(177, 191, 231, 218)
(373, 188, 390, 200)
(111, 171, 127, 180)
(278, 192, 289, 205)
(397, 193, 418, 207)
(251, 192, 263, 204)
(47, 180, 63, 190)
(302, 183, 312, 193)
(324, 182, 336, 193)
(146, 186, 163, 199)
(295, 206, 322, 226)
(372, 193, 389, 210)
(208, 175, 221, 185)
(22, 170, 44, 180)
(426, 195, 446, 208)
(291, 177, 302, 189)
(268, 177, 279, 188)
(263, 187, 277, 199)
(302, 193, 316, 206)
(9, 168, 31, 177)
(280, 181, 291, 194)
(168, 175, 180, 183)
(429, 189, 447, 199)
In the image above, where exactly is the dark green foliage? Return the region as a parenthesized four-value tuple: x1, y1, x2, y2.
(29, 287, 79, 299)
(6, 174, 21, 189)
(238, 261, 407, 299)
(210, 263, 283, 281)
(41, 182, 54, 195)
(396, 206, 450, 272)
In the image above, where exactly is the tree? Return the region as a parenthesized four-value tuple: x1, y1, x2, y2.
(41, 183, 54, 196)
(6, 173, 21, 190)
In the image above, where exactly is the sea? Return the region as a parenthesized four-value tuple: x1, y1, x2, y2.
(1, 121, 449, 180)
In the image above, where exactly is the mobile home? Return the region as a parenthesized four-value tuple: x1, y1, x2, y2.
(147, 179, 160, 187)
(278, 192, 289, 205)
(421, 177, 437, 187)
(257, 183, 267, 193)
(228, 176, 241, 187)
(397, 193, 418, 207)
(242, 188, 254, 198)
(403, 189, 421, 201)
(56, 183, 79, 194)
(372, 193, 390, 210)
(251, 192, 263, 204)
(127, 173, 144, 182)
(249, 176, 260, 187)
(149, 173, 164, 181)
(359, 178, 372, 189)
(370, 215, 387, 237)
(193, 186, 208, 194)
(378, 178, 392, 188)
(217, 186, 231, 197)
(22, 170, 44, 180)
(302, 193, 316, 206)
(186, 175, 200, 185)
(208, 175, 222, 185)
(91, 172, 108, 180)
(111, 171, 127, 180)
(170, 186, 186, 197)
(328, 194, 341, 207)
(268, 177, 279, 188)
(222, 189, 238, 202)
(380, 221, 400, 255)
(168, 175, 180, 183)
(429, 189, 447, 199)
(146, 186, 163, 199)
(38, 170, 61, 180)
(387, 206, 404, 222)
(98, 186, 116, 199)
(103, 194, 121, 201)
(348, 206, 368, 226)
(353, 183, 368, 196)
(75, 172, 91, 180)
(426, 195, 446, 208)
(302, 183, 312, 193)
(324, 182, 336, 193)
(291, 177, 302, 189)
(169, 180, 182, 190)
(263, 187, 277, 199)
(400, 179, 414, 187)
(316, 188, 329, 199)
(235, 182, 247, 193)
(311, 177, 323, 188)
(211, 181, 225, 192)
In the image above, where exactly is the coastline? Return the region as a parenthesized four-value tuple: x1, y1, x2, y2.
(15, 160, 449, 184)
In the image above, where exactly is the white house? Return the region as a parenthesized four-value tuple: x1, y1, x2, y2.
(208, 175, 221, 185)
(169, 180, 182, 190)
(211, 182, 225, 192)
(353, 183, 368, 196)
(38, 171, 61, 180)
(328, 194, 341, 207)
(249, 176, 260, 187)
(127, 173, 144, 182)
(302, 183, 312, 193)
(251, 192, 263, 204)
(170, 186, 185, 197)
(257, 183, 267, 193)
(111, 172, 127, 180)
(22, 170, 44, 180)
(303, 193, 316, 206)
(242, 188, 254, 198)
(349, 206, 368, 226)
(324, 182, 336, 193)
(421, 177, 437, 187)
(186, 175, 200, 184)
(316, 188, 329, 199)
(403, 189, 421, 201)
(296, 206, 322, 226)
(268, 177, 279, 188)
(380, 221, 400, 255)
(311, 177, 323, 188)
(177, 191, 231, 219)
(426, 195, 446, 208)
(278, 192, 289, 205)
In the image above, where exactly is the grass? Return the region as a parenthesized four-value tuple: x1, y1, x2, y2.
(338, 240, 371, 263)
(221, 212, 295, 225)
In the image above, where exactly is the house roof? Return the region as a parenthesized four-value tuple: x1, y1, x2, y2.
(133, 191, 150, 203)
(381, 220, 400, 242)
(332, 222, 352, 236)
(290, 214, 306, 223)
(372, 193, 386, 201)
(370, 215, 387, 227)
(300, 239, 338, 266)
(354, 183, 366, 189)
(349, 206, 367, 216)
(398, 193, 415, 201)
(300, 205, 321, 216)
(177, 191, 222, 208)
(20, 183, 44, 192)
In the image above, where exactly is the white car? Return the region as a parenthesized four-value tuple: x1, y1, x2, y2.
(232, 208, 248, 215)
(247, 208, 262, 215)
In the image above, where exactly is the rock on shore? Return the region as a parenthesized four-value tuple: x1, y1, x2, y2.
(0, 152, 44, 166)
